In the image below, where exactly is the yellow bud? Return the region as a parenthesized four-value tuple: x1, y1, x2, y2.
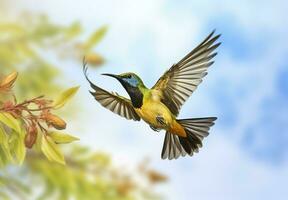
(0, 71, 18, 89)
(85, 53, 104, 66)
(45, 114, 66, 130)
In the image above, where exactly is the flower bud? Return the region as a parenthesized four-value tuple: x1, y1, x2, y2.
(0, 71, 18, 89)
(85, 53, 104, 66)
(116, 180, 135, 196)
(45, 113, 66, 130)
(147, 170, 168, 184)
(25, 125, 38, 148)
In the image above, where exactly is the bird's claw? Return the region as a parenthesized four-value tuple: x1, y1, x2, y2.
(156, 115, 166, 125)
(150, 125, 160, 132)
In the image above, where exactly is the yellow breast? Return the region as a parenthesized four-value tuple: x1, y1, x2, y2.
(135, 100, 173, 129)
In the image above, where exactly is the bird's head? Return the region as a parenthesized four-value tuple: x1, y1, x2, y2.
(102, 72, 146, 108)
(102, 72, 145, 89)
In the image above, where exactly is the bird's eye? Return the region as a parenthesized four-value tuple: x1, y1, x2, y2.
(127, 74, 132, 79)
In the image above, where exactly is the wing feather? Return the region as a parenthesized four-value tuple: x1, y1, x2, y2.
(83, 65, 140, 121)
(152, 30, 221, 116)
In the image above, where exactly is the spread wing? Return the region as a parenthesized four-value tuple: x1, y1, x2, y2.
(83, 65, 140, 121)
(152, 30, 221, 116)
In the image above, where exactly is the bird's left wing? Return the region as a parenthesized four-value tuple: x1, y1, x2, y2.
(152, 30, 221, 116)
(83, 66, 140, 121)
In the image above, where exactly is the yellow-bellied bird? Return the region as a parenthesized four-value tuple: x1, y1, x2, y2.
(83, 30, 220, 160)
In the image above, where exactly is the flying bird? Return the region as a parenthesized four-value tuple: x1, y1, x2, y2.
(83, 30, 220, 160)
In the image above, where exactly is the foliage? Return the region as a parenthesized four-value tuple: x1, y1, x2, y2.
(0, 13, 106, 99)
(0, 71, 167, 199)
(0, 5, 167, 200)
(0, 72, 79, 166)
(0, 147, 167, 200)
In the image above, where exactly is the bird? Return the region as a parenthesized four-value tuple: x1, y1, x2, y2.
(83, 30, 221, 160)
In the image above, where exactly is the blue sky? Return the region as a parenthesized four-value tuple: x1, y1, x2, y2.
(15, 0, 288, 199)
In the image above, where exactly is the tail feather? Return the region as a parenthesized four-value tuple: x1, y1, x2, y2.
(161, 117, 217, 160)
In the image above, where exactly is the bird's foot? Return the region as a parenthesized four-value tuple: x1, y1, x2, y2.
(156, 115, 166, 126)
(150, 125, 161, 132)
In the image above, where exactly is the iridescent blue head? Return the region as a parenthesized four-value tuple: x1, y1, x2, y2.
(121, 73, 141, 87)
(102, 72, 146, 108)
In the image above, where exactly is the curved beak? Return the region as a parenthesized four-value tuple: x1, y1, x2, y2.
(101, 73, 120, 80)
(102, 73, 135, 97)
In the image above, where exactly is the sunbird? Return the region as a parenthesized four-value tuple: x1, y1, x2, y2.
(84, 30, 220, 160)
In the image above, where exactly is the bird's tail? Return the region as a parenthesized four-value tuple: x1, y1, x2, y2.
(161, 117, 217, 160)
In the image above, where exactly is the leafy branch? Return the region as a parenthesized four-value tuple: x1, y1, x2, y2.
(0, 71, 79, 166)
(0, 8, 168, 200)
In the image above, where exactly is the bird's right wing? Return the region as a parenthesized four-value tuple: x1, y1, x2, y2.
(152, 30, 221, 116)
(83, 65, 140, 121)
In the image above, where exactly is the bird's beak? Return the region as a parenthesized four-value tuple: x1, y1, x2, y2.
(102, 73, 133, 95)
(102, 73, 130, 90)
(101, 73, 120, 80)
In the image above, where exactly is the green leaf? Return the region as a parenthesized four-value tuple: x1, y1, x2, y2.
(65, 22, 82, 39)
(0, 147, 8, 167)
(84, 26, 107, 51)
(14, 131, 26, 165)
(0, 23, 25, 36)
(53, 86, 79, 109)
(0, 113, 27, 165)
(0, 112, 21, 133)
(49, 131, 79, 144)
(9, 129, 26, 165)
(0, 125, 8, 142)
(41, 135, 65, 165)
(0, 126, 13, 164)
